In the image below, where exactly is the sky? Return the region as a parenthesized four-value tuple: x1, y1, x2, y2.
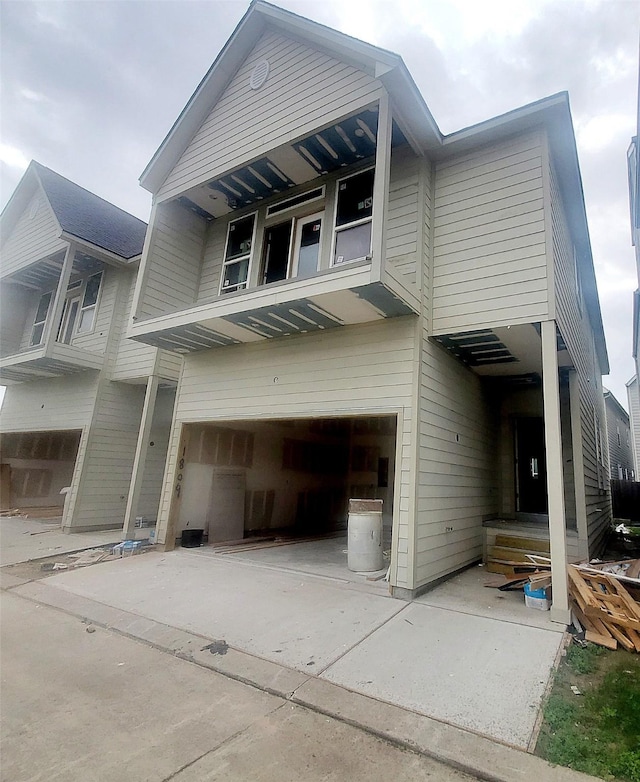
(0, 0, 639, 408)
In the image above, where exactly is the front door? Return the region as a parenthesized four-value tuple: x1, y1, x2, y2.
(515, 418, 548, 515)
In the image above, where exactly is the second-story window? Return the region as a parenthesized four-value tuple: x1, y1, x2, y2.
(30, 291, 52, 346)
(260, 212, 323, 285)
(333, 168, 374, 266)
(77, 272, 103, 334)
(220, 214, 256, 294)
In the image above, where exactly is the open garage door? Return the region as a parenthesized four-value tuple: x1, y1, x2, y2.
(0, 430, 82, 514)
(177, 415, 397, 547)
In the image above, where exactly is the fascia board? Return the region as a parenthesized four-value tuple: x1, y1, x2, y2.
(58, 231, 131, 266)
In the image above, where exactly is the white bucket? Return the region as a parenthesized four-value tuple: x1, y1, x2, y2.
(347, 499, 383, 572)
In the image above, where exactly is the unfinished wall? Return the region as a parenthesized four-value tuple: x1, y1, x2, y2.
(136, 386, 176, 522)
(157, 317, 417, 588)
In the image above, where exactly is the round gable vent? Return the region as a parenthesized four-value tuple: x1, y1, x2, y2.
(249, 59, 270, 90)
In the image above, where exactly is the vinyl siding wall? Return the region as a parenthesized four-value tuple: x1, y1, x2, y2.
(0, 284, 30, 356)
(69, 380, 145, 530)
(1, 188, 65, 277)
(415, 160, 499, 587)
(432, 131, 549, 334)
(156, 318, 418, 588)
(135, 201, 206, 320)
(551, 160, 611, 555)
(112, 269, 160, 380)
(386, 146, 420, 286)
(604, 397, 634, 480)
(158, 30, 382, 200)
(628, 377, 640, 477)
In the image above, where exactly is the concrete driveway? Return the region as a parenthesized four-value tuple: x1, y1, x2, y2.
(13, 547, 566, 750)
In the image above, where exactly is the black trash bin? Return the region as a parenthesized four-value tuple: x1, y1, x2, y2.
(181, 528, 204, 548)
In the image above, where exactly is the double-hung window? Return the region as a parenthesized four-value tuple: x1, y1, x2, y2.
(30, 292, 52, 346)
(220, 214, 256, 294)
(333, 168, 374, 266)
(77, 272, 103, 334)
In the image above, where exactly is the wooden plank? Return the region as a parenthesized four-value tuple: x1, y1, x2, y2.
(494, 535, 550, 553)
(585, 630, 618, 650)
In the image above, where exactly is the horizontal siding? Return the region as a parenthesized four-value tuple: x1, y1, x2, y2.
(136, 387, 176, 522)
(70, 380, 145, 529)
(111, 270, 158, 381)
(158, 31, 382, 199)
(156, 350, 182, 382)
(415, 338, 498, 587)
(551, 160, 611, 554)
(386, 146, 420, 285)
(0, 373, 99, 432)
(604, 397, 634, 479)
(156, 318, 417, 588)
(432, 131, 549, 333)
(628, 377, 640, 477)
(137, 202, 205, 320)
(1, 187, 65, 277)
(197, 220, 227, 302)
(0, 284, 30, 356)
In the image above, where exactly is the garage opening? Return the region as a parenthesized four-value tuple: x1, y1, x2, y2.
(0, 430, 82, 516)
(177, 415, 397, 578)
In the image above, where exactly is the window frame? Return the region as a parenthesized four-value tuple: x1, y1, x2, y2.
(219, 212, 257, 295)
(76, 271, 104, 336)
(30, 291, 53, 347)
(331, 166, 375, 268)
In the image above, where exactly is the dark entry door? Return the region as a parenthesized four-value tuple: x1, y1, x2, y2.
(516, 418, 548, 515)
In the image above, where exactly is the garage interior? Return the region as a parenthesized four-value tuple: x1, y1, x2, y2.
(177, 415, 397, 578)
(0, 430, 82, 515)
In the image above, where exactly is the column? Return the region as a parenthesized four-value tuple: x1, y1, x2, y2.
(122, 375, 159, 539)
(541, 320, 570, 623)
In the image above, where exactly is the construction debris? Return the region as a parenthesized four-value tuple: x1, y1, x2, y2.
(568, 564, 640, 653)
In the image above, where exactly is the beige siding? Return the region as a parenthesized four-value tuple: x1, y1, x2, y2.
(156, 350, 182, 382)
(136, 387, 176, 521)
(628, 377, 640, 477)
(69, 380, 146, 530)
(415, 338, 499, 586)
(551, 161, 611, 554)
(0, 373, 99, 433)
(136, 202, 206, 320)
(386, 146, 420, 285)
(432, 132, 549, 334)
(156, 318, 417, 588)
(604, 395, 634, 480)
(197, 219, 227, 302)
(112, 270, 158, 381)
(158, 31, 382, 199)
(1, 188, 65, 277)
(0, 284, 31, 355)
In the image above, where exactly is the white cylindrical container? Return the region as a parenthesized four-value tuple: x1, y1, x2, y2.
(347, 499, 383, 572)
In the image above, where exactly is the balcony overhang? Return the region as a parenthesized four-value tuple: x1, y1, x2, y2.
(129, 262, 419, 354)
(0, 342, 104, 384)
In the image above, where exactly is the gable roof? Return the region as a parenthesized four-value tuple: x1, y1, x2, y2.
(140, 0, 441, 193)
(1, 161, 147, 261)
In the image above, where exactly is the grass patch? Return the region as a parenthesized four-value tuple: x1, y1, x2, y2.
(536, 642, 640, 781)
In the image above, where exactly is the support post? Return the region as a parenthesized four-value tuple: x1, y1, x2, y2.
(541, 320, 570, 623)
(371, 92, 392, 280)
(569, 369, 588, 556)
(43, 244, 75, 350)
(122, 375, 159, 539)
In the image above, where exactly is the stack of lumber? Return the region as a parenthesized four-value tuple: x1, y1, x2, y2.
(568, 564, 640, 652)
(486, 534, 551, 576)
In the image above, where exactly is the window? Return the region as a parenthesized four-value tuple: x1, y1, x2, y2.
(30, 291, 52, 346)
(220, 214, 255, 294)
(77, 272, 102, 333)
(333, 168, 374, 266)
(57, 295, 82, 344)
(260, 211, 323, 285)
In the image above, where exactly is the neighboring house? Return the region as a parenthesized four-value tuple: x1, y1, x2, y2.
(0, 162, 180, 534)
(603, 389, 634, 480)
(128, 1, 610, 619)
(627, 67, 640, 480)
(628, 376, 640, 478)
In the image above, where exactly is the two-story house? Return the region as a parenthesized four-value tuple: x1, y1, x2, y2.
(0, 162, 180, 535)
(627, 69, 640, 480)
(127, 1, 610, 620)
(603, 389, 634, 481)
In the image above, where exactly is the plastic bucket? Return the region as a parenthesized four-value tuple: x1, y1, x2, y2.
(181, 528, 204, 548)
(347, 499, 383, 572)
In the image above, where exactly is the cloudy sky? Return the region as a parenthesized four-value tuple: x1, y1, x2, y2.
(1, 0, 638, 406)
